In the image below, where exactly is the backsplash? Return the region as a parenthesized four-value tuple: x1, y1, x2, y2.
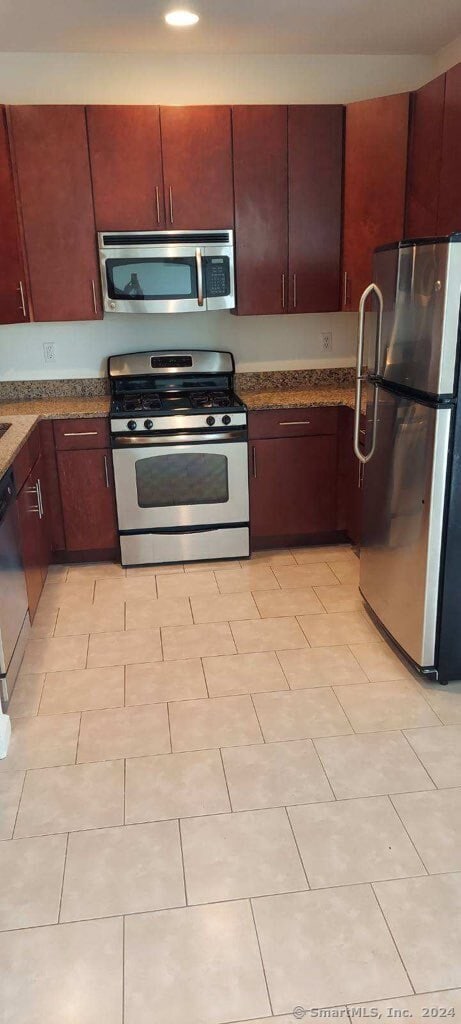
(0, 367, 355, 404)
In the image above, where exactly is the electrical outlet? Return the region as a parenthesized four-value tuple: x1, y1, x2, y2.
(43, 342, 56, 363)
(321, 331, 333, 353)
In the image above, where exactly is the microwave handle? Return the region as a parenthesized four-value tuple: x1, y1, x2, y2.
(196, 248, 204, 307)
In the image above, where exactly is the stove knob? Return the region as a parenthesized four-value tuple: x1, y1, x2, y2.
(206, 415, 215, 426)
(127, 420, 137, 431)
(144, 419, 154, 430)
(222, 415, 231, 425)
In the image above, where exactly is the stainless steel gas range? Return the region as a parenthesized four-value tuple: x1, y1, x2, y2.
(109, 350, 250, 566)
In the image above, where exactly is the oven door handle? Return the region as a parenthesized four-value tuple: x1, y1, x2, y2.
(112, 430, 247, 447)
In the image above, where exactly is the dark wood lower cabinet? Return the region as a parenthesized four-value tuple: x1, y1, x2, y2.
(249, 434, 338, 544)
(337, 407, 363, 546)
(16, 452, 50, 621)
(57, 447, 118, 553)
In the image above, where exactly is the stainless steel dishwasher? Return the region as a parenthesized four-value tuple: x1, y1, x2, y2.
(0, 469, 30, 708)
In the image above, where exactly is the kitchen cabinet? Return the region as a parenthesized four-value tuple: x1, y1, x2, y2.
(342, 93, 409, 310)
(0, 107, 29, 324)
(437, 62, 461, 235)
(87, 106, 165, 230)
(288, 105, 343, 312)
(406, 75, 446, 238)
(232, 104, 343, 316)
(249, 409, 339, 544)
(337, 407, 363, 546)
(8, 105, 102, 322)
(232, 106, 288, 315)
(15, 450, 50, 622)
(87, 105, 233, 232)
(160, 106, 234, 229)
(57, 449, 118, 552)
(54, 419, 118, 554)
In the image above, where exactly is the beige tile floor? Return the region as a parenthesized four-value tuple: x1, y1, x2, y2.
(2, 543, 461, 1024)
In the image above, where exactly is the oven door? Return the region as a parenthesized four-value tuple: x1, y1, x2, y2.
(112, 438, 249, 531)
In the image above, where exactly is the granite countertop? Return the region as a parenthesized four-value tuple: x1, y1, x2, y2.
(0, 378, 357, 479)
(0, 397, 110, 480)
(238, 384, 356, 411)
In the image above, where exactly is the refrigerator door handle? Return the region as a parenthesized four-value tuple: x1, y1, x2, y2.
(354, 281, 384, 465)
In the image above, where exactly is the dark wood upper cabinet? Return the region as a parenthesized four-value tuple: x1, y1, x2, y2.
(0, 107, 29, 324)
(342, 93, 410, 310)
(87, 106, 165, 230)
(438, 62, 461, 235)
(57, 447, 118, 552)
(233, 105, 288, 315)
(288, 105, 343, 313)
(8, 105, 102, 322)
(405, 75, 446, 239)
(160, 106, 234, 230)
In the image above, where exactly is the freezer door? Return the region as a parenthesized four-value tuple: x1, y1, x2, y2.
(374, 240, 461, 396)
(360, 387, 451, 668)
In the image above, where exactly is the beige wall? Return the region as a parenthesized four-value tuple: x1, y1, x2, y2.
(0, 51, 433, 105)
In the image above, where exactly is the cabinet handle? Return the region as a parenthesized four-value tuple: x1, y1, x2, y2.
(18, 280, 27, 318)
(155, 185, 161, 224)
(169, 186, 174, 224)
(36, 478, 44, 518)
(293, 273, 297, 310)
(26, 482, 41, 517)
(63, 431, 99, 437)
(104, 455, 110, 489)
(279, 420, 311, 426)
(91, 280, 98, 315)
(252, 446, 257, 479)
(343, 271, 350, 308)
(281, 273, 286, 310)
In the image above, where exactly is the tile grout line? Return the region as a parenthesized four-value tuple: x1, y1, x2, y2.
(122, 914, 126, 1024)
(369, 881, 416, 995)
(249, 692, 266, 744)
(284, 804, 311, 890)
(218, 747, 233, 811)
(399, 729, 440, 789)
(177, 818, 189, 906)
(388, 793, 431, 875)
(10, 769, 28, 839)
(74, 712, 83, 765)
(249, 897, 274, 1017)
(57, 831, 70, 923)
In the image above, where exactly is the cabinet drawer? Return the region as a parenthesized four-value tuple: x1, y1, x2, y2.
(54, 418, 110, 450)
(249, 407, 338, 439)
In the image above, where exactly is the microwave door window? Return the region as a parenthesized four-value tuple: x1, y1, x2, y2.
(135, 452, 229, 508)
(106, 258, 198, 300)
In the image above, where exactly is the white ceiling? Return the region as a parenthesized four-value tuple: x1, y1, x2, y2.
(0, 0, 460, 54)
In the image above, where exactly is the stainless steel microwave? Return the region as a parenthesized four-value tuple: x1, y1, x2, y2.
(98, 229, 235, 314)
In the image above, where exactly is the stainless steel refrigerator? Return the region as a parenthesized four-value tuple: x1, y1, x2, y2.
(354, 234, 461, 683)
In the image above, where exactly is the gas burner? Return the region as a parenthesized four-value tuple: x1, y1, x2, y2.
(115, 392, 162, 414)
(190, 391, 234, 409)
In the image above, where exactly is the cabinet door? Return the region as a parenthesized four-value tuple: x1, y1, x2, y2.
(57, 448, 118, 552)
(0, 107, 29, 324)
(87, 106, 165, 230)
(233, 106, 288, 315)
(288, 105, 343, 313)
(16, 465, 44, 621)
(250, 435, 338, 541)
(160, 106, 233, 230)
(8, 105, 101, 322)
(405, 75, 445, 238)
(438, 63, 461, 235)
(342, 93, 409, 311)
(337, 407, 363, 546)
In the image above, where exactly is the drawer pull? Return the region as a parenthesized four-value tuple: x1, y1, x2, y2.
(279, 420, 311, 426)
(63, 431, 99, 437)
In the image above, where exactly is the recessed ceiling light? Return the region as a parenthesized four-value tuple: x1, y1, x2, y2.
(165, 9, 199, 27)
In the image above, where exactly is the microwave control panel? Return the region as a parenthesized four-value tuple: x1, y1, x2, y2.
(205, 257, 230, 297)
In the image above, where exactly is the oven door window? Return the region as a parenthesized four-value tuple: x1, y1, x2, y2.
(135, 452, 229, 508)
(106, 258, 198, 301)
